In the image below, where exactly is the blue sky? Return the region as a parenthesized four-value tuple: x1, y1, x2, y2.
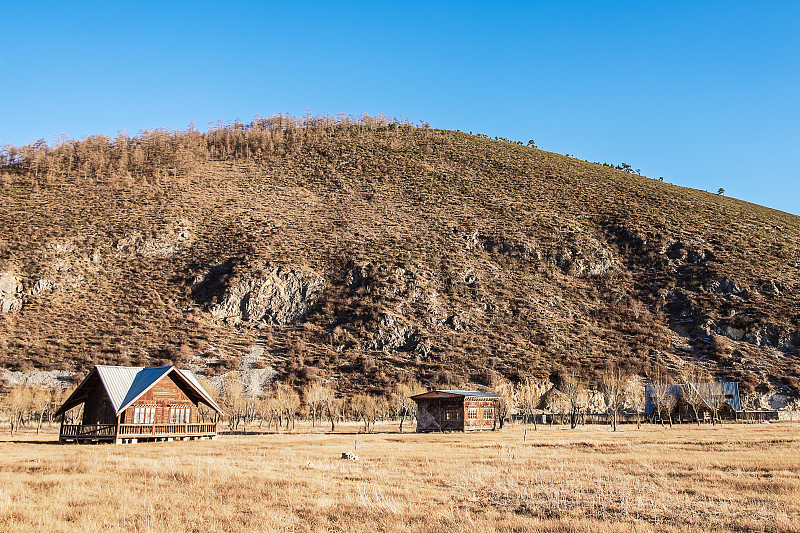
(2, 1, 798, 214)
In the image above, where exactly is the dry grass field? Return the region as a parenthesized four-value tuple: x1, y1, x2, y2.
(1, 422, 798, 532)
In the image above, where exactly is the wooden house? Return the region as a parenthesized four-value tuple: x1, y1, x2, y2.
(411, 390, 500, 432)
(55, 365, 223, 444)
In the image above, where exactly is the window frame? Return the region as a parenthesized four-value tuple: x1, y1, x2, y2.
(444, 409, 460, 421)
(132, 405, 155, 424)
(170, 405, 190, 424)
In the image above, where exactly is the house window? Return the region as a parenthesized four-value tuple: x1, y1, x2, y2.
(467, 408, 478, 420)
(133, 406, 155, 424)
(483, 408, 494, 421)
(445, 409, 460, 421)
(170, 406, 190, 424)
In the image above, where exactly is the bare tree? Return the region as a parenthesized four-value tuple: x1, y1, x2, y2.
(623, 375, 646, 429)
(3, 385, 34, 435)
(197, 377, 221, 424)
(543, 386, 570, 427)
(31, 387, 55, 434)
(276, 383, 300, 430)
(560, 372, 587, 429)
(493, 379, 515, 429)
(350, 394, 377, 433)
(650, 366, 676, 427)
(220, 374, 244, 431)
(392, 382, 424, 432)
(602, 366, 625, 431)
(322, 391, 342, 433)
(515, 378, 549, 429)
(679, 361, 711, 424)
(303, 381, 326, 427)
(695, 380, 725, 424)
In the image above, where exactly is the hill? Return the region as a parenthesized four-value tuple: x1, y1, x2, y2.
(1, 115, 798, 400)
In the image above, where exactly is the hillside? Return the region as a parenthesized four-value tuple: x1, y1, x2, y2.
(1, 116, 799, 399)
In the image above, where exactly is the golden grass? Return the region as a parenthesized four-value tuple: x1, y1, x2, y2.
(1, 422, 798, 532)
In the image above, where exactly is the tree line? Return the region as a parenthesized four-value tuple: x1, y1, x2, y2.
(0, 114, 425, 185)
(1, 361, 756, 436)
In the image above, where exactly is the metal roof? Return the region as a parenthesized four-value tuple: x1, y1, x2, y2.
(98, 365, 172, 413)
(411, 389, 501, 400)
(114, 366, 174, 412)
(437, 389, 501, 398)
(56, 365, 223, 416)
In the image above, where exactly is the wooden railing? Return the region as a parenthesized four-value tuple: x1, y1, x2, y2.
(60, 424, 117, 438)
(60, 423, 217, 440)
(118, 423, 217, 436)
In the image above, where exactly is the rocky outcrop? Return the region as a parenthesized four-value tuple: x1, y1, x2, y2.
(210, 265, 324, 327)
(367, 314, 427, 355)
(760, 279, 787, 296)
(0, 368, 75, 390)
(702, 320, 800, 352)
(0, 272, 23, 313)
(664, 240, 716, 265)
(464, 231, 618, 278)
(550, 239, 617, 278)
(27, 278, 55, 298)
(707, 277, 749, 300)
(0, 368, 74, 389)
(115, 220, 192, 257)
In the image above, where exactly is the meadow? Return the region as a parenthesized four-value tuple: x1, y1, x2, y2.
(1, 422, 798, 532)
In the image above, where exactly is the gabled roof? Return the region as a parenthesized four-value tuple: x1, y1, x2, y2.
(101, 365, 172, 413)
(55, 365, 223, 417)
(411, 389, 501, 400)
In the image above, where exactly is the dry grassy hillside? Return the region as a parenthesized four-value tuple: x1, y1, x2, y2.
(1, 116, 798, 396)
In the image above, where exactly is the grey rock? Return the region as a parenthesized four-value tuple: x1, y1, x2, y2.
(368, 314, 423, 353)
(0, 272, 23, 313)
(211, 265, 324, 327)
(28, 278, 55, 298)
(760, 280, 784, 296)
(709, 319, 800, 351)
(115, 219, 193, 257)
(465, 231, 617, 278)
(707, 277, 749, 300)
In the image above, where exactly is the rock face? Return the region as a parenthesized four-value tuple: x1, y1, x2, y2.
(210, 265, 324, 327)
(115, 220, 193, 257)
(707, 277, 749, 300)
(0, 368, 74, 389)
(0, 272, 23, 313)
(368, 314, 424, 353)
(464, 231, 618, 278)
(550, 239, 617, 278)
(27, 278, 55, 298)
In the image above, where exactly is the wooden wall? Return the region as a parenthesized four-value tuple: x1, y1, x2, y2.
(415, 398, 464, 432)
(81, 384, 116, 425)
(463, 399, 497, 431)
(415, 396, 500, 432)
(120, 374, 198, 424)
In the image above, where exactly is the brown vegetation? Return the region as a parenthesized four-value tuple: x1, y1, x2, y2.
(1, 423, 798, 532)
(1, 114, 799, 397)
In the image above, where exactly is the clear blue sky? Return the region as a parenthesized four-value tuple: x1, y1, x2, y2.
(2, 1, 798, 214)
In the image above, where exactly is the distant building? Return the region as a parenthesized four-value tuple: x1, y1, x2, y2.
(644, 381, 741, 421)
(55, 365, 223, 444)
(411, 390, 500, 432)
